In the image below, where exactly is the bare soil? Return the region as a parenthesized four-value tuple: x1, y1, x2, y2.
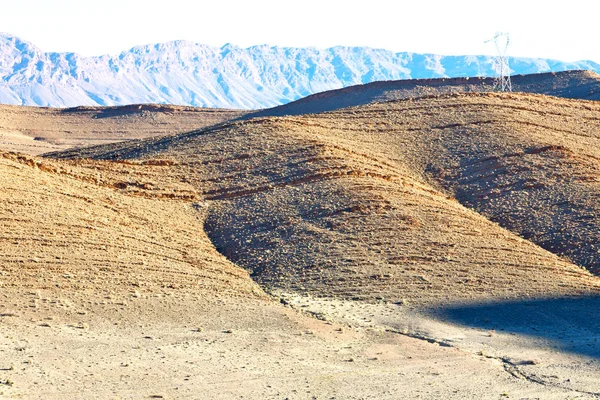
(0, 103, 246, 155)
(52, 92, 600, 303)
(249, 70, 600, 117)
(2, 81, 600, 398)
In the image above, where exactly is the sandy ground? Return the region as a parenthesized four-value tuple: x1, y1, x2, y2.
(2, 289, 600, 399)
(280, 291, 600, 398)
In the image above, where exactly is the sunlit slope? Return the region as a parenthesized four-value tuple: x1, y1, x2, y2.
(296, 92, 600, 274)
(49, 103, 600, 304)
(0, 151, 261, 298)
(250, 70, 600, 117)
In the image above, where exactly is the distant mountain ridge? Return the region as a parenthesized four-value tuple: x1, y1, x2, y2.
(1, 33, 600, 109)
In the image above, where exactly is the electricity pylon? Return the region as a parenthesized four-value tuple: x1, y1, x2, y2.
(485, 32, 512, 92)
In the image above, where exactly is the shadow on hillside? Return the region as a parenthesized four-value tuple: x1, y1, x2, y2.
(431, 295, 600, 360)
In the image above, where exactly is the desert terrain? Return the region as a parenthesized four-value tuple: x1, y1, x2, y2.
(2, 72, 600, 399)
(249, 69, 600, 117)
(0, 104, 246, 155)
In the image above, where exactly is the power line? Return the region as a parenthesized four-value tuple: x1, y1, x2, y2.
(485, 32, 512, 92)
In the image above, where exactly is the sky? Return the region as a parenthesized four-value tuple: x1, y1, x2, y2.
(1, 0, 598, 63)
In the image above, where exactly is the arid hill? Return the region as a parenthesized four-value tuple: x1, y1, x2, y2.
(0, 103, 246, 155)
(48, 92, 600, 305)
(4, 133, 581, 400)
(6, 70, 599, 157)
(4, 82, 600, 398)
(0, 151, 261, 298)
(313, 92, 600, 275)
(250, 70, 600, 117)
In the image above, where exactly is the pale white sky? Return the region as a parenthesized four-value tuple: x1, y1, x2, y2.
(1, 0, 597, 62)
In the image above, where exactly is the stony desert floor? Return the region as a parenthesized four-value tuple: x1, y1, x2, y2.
(5, 288, 600, 400)
(2, 83, 600, 399)
(0, 104, 246, 155)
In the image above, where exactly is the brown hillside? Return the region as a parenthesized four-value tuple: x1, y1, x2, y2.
(48, 92, 600, 305)
(4, 70, 598, 157)
(5, 89, 600, 399)
(0, 103, 246, 155)
(0, 151, 261, 298)
(250, 70, 600, 117)
(309, 92, 600, 274)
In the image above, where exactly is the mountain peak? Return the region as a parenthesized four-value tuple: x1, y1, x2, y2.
(0, 32, 38, 51)
(1, 34, 600, 109)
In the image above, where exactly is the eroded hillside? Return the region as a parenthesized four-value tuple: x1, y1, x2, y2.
(4, 88, 600, 399)
(48, 92, 600, 305)
(0, 151, 262, 299)
(250, 70, 600, 117)
(310, 93, 600, 274)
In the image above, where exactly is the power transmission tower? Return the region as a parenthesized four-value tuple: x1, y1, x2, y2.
(485, 32, 512, 92)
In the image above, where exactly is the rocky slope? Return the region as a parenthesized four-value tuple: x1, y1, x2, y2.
(308, 93, 600, 275)
(49, 93, 600, 304)
(2, 33, 600, 109)
(251, 70, 600, 117)
(3, 88, 600, 399)
(0, 151, 262, 298)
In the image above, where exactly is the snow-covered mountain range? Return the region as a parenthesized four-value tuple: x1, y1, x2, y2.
(1, 33, 599, 109)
